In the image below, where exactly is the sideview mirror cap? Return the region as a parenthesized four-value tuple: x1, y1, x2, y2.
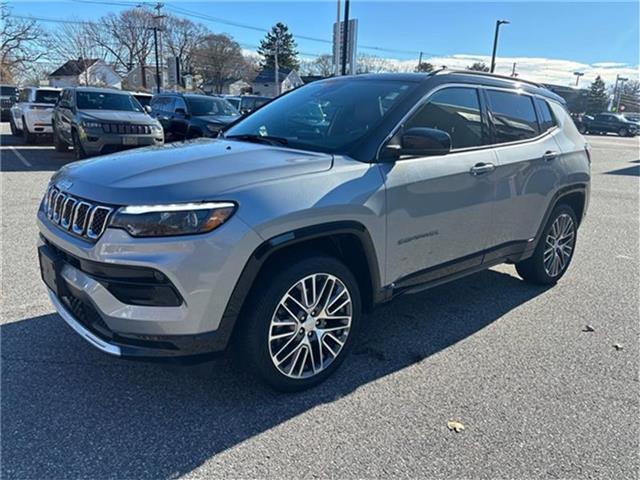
(400, 127, 452, 157)
(144, 105, 152, 114)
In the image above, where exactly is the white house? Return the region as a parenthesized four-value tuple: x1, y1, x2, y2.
(251, 68, 303, 98)
(48, 59, 121, 89)
(123, 64, 169, 91)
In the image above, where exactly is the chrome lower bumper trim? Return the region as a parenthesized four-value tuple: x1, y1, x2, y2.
(48, 290, 122, 356)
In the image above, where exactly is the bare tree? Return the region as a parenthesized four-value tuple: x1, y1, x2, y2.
(1, 3, 47, 82)
(312, 54, 333, 77)
(356, 54, 399, 74)
(163, 15, 208, 76)
(87, 8, 155, 86)
(192, 34, 246, 94)
(47, 21, 108, 84)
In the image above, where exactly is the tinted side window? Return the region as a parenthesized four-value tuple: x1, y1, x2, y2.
(174, 97, 187, 112)
(535, 98, 556, 132)
(486, 90, 539, 143)
(405, 87, 486, 149)
(19, 89, 30, 102)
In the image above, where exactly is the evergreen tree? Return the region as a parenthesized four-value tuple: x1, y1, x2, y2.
(587, 75, 609, 113)
(415, 62, 434, 73)
(467, 62, 490, 72)
(258, 23, 299, 71)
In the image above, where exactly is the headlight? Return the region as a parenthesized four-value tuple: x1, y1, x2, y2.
(152, 123, 163, 133)
(109, 202, 236, 237)
(206, 123, 221, 133)
(82, 120, 102, 129)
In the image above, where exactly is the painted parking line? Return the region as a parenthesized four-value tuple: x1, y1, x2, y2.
(9, 147, 33, 168)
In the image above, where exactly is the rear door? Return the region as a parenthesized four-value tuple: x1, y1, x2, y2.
(485, 89, 564, 250)
(382, 86, 497, 285)
(171, 96, 190, 139)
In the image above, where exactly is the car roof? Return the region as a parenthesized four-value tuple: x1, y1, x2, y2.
(72, 87, 132, 94)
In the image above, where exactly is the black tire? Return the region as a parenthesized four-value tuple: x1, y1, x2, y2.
(72, 129, 87, 160)
(516, 204, 578, 285)
(618, 127, 628, 137)
(22, 118, 36, 144)
(9, 116, 21, 136)
(236, 255, 361, 392)
(53, 126, 69, 152)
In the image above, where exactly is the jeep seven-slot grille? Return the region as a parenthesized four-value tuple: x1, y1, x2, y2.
(102, 123, 152, 135)
(43, 185, 113, 242)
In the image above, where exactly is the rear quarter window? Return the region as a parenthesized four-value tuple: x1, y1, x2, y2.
(535, 98, 557, 132)
(486, 90, 540, 143)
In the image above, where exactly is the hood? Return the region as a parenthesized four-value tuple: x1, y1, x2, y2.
(51, 138, 333, 204)
(196, 114, 239, 125)
(80, 109, 154, 123)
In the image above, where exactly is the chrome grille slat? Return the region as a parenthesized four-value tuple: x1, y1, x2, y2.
(43, 185, 113, 242)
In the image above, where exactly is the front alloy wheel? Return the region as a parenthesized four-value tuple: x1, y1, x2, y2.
(238, 255, 360, 391)
(268, 273, 353, 379)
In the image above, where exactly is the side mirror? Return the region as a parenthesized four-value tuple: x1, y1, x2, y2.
(144, 105, 152, 114)
(395, 127, 452, 158)
(240, 108, 250, 115)
(175, 107, 187, 116)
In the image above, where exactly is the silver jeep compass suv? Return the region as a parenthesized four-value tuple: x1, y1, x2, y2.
(38, 72, 590, 391)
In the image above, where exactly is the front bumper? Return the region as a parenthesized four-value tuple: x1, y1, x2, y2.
(79, 129, 164, 155)
(38, 208, 262, 358)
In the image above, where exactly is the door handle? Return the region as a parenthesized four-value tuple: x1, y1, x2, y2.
(470, 162, 496, 175)
(543, 150, 559, 161)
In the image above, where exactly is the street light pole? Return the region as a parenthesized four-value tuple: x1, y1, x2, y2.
(490, 19, 509, 73)
(341, 0, 350, 76)
(615, 75, 628, 112)
(573, 71, 584, 87)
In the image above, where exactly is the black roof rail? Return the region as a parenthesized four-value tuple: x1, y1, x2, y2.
(434, 69, 543, 88)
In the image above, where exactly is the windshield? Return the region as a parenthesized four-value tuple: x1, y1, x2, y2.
(35, 90, 60, 104)
(1, 86, 17, 96)
(185, 96, 238, 116)
(224, 79, 416, 153)
(134, 95, 152, 107)
(76, 91, 143, 112)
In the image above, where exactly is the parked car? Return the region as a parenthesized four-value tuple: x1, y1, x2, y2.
(238, 95, 271, 115)
(9, 86, 61, 143)
(150, 93, 239, 141)
(578, 112, 638, 136)
(622, 112, 640, 124)
(131, 92, 153, 109)
(1, 84, 18, 121)
(37, 71, 590, 391)
(52, 87, 164, 159)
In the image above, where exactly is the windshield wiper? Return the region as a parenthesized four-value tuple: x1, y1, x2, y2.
(224, 133, 288, 146)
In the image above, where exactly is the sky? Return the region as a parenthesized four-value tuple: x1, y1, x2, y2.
(8, 0, 640, 86)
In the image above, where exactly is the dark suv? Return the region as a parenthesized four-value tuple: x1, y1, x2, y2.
(578, 112, 638, 137)
(150, 93, 239, 141)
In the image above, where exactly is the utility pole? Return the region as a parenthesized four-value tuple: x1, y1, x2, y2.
(573, 71, 584, 87)
(418, 51, 423, 70)
(490, 19, 509, 73)
(274, 35, 280, 96)
(341, 0, 350, 75)
(151, 2, 165, 94)
(511, 62, 517, 77)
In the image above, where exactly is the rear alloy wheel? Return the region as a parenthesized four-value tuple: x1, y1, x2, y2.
(516, 205, 578, 285)
(618, 127, 628, 137)
(238, 256, 360, 391)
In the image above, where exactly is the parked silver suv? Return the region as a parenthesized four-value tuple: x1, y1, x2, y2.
(52, 87, 164, 159)
(38, 72, 590, 391)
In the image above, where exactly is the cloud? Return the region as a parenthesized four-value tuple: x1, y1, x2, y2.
(359, 53, 639, 87)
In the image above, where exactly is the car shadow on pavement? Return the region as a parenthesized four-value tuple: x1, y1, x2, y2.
(1, 268, 551, 479)
(605, 160, 640, 177)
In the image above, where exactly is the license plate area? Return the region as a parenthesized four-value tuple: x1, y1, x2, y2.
(122, 136, 138, 146)
(38, 245, 67, 297)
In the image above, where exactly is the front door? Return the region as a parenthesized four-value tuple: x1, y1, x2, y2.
(381, 86, 497, 285)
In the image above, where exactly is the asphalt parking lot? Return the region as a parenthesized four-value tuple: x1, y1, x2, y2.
(1, 123, 638, 479)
